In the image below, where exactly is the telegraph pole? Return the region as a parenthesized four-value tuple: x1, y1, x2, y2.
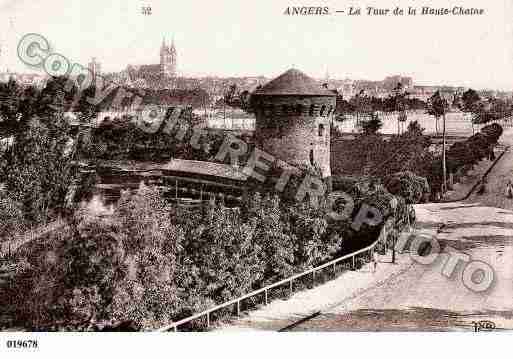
(441, 107, 447, 196)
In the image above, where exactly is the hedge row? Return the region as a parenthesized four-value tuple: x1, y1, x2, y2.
(446, 123, 503, 173)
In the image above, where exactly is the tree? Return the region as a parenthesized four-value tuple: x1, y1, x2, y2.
(0, 78, 35, 138)
(110, 184, 183, 328)
(239, 90, 252, 111)
(426, 91, 449, 195)
(360, 113, 383, 135)
(223, 84, 241, 108)
(249, 193, 295, 285)
(427, 91, 446, 135)
(392, 82, 407, 135)
(405, 120, 425, 137)
(350, 90, 373, 128)
(334, 96, 354, 124)
(0, 191, 26, 241)
(2, 115, 77, 223)
(461, 89, 481, 112)
(385, 171, 429, 205)
(0, 77, 83, 224)
(460, 89, 481, 134)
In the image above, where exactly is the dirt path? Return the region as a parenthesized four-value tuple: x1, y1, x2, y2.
(219, 126, 513, 332)
(289, 203, 513, 331)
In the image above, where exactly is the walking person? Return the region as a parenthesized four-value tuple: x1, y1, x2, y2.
(372, 250, 379, 273)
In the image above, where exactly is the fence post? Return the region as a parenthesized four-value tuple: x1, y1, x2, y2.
(173, 326, 177, 332)
(206, 312, 210, 328)
(290, 280, 293, 295)
(237, 300, 240, 317)
(333, 263, 336, 275)
(312, 270, 316, 285)
(352, 255, 355, 270)
(264, 289, 268, 305)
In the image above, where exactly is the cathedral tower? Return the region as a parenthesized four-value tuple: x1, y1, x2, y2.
(160, 36, 177, 77)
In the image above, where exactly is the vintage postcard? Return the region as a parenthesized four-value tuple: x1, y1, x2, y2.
(0, 0, 512, 356)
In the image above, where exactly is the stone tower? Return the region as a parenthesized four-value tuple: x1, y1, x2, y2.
(253, 68, 336, 178)
(160, 37, 177, 77)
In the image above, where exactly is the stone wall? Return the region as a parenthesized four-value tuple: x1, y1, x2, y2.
(254, 95, 336, 178)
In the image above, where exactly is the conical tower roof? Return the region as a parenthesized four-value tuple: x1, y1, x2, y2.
(254, 68, 335, 96)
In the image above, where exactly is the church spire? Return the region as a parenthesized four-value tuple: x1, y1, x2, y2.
(170, 35, 176, 52)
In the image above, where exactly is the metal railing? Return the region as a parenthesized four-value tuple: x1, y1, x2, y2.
(157, 220, 393, 332)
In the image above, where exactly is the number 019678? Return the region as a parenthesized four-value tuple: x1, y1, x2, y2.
(6, 340, 38, 349)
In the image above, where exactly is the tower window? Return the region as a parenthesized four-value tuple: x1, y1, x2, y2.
(318, 124, 325, 137)
(320, 105, 326, 116)
(309, 149, 314, 166)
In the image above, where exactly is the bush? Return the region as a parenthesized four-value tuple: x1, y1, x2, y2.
(0, 192, 26, 241)
(480, 123, 503, 144)
(4, 178, 404, 331)
(385, 171, 429, 204)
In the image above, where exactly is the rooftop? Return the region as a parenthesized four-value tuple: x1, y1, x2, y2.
(162, 159, 248, 181)
(97, 159, 248, 182)
(253, 68, 335, 96)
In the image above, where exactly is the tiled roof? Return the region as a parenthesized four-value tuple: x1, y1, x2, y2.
(98, 159, 248, 181)
(162, 159, 248, 181)
(254, 68, 335, 96)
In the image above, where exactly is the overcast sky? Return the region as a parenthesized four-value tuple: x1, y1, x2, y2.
(0, 0, 512, 90)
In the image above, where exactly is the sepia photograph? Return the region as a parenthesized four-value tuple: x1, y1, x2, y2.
(0, 0, 512, 356)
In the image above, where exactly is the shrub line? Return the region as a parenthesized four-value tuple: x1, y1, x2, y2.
(441, 145, 509, 203)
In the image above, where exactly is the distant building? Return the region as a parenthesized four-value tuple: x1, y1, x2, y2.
(88, 57, 102, 78)
(337, 79, 355, 99)
(125, 36, 177, 87)
(383, 75, 413, 90)
(0, 72, 47, 88)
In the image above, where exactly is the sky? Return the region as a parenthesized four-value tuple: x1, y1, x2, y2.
(0, 0, 512, 90)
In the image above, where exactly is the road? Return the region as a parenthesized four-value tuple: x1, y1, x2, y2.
(287, 127, 513, 331)
(217, 124, 513, 332)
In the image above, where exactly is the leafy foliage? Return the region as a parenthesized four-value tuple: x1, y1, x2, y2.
(385, 171, 430, 204)
(426, 90, 448, 119)
(3, 178, 406, 330)
(1, 115, 78, 223)
(0, 191, 26, 240)
(359, 114, 384, 135)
